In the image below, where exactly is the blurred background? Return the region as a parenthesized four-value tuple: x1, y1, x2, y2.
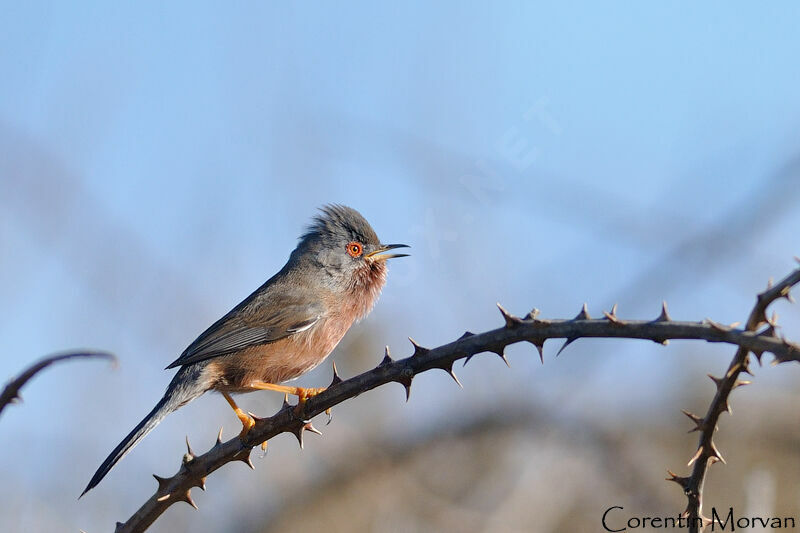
(2, 3, 800, 532)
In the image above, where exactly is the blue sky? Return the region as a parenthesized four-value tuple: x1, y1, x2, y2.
(1, 3, 799, 531)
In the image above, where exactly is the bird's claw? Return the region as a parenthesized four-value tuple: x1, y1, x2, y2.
(238, 414, 256, 439)
(292, 386, 325, 415)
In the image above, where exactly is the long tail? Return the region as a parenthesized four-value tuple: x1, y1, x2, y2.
(81, 366, 207, 496)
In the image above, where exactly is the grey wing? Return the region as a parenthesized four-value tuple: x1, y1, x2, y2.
(165, 301, 323, 369)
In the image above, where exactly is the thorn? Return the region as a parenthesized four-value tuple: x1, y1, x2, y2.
(153, 474, 170, 495)
(760, 324, 777, 338)
(733, 379, 751, 388)
(408, 337, 430, 357)
(524, 308, 540, 321)
(325, 407, 333, 425)
(282, 393, 292, 409)
(707, 374, 724, 390)
(681, 409, 705, 433)
(234, 449, 254, 469)
(195, 477, 206, 491)
(290, 422, 313, 449)
(216, 427, 224, 446)
(177, 489, 198, 510)
(721, 399, 731, 414)
(556, 338, 578, 356)
(303, 421, 322, 436)
(260, 440, 268, 455)
(740, 357, 754, 376)
(574, 303, 591, 320)
(329, 361, 342, 386)
(526, 338, 545, 364)
(603, 307, 622, 324)
(9, 394, 21, 404)
(185, 436, 195, 460)
(709, 441, 726, 464)
(443, 364, 463, 387)
(665, 469, 689, 489)
(497, 303, 522, 328)
(458, 333, 475, 366)
(398, 368, 414, 401)
(705, 318, 732, 332)
(494, 348, 510, 367)
(729, 321, 741, 329)
(767, 277, 774, 289)
(380, 346, 394, 366)
(487, 344, 510, 366)
(769, 311, 779, 327)
(655, 301, 671, 322)
(687, 446, 703, 467)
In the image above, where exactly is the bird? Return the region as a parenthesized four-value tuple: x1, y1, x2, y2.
(82, 204, 408, 496)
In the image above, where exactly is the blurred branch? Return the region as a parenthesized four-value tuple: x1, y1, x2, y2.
(260, 404, 678, 532)
(0, 126, 216, 352)
(668, 263, 800, 532)
(0, 351, 116, 419)
(115, 268, 800, 533)
(610, 153, 800, 311)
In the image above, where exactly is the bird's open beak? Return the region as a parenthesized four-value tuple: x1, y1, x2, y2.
(366, 243, 410, 261)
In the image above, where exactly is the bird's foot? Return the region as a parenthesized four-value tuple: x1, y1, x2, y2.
(295, 386, 325, 403)
(222, 392, 256, 438)
(293, 386, 327, 416)
(248, 381, 326, 415)
(236, 410, 256, 438)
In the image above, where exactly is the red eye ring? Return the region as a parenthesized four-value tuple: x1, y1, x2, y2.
(346, 241, 363, 258)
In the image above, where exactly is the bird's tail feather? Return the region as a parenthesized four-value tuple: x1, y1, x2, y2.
(81, 367, 206, 496)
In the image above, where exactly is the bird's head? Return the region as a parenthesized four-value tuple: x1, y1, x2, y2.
(293, 204, 409, 292)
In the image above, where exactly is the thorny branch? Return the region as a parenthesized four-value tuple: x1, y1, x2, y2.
(0, 351, 116, 419)
(667, 264, 800, 532)
(114, 265, 800, 533)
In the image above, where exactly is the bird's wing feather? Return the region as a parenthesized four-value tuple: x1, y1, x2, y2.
(166, 294, 324, 369)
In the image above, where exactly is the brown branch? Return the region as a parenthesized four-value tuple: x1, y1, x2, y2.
(0, 351, 116, 419)
(114, 288, 800, 533)
(668, 264, 800, 532)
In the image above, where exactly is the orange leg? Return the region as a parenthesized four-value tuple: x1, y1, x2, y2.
(222, 392, 255, 438)
(249, 381, 326, 414)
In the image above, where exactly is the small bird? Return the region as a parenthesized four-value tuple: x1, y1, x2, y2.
(82, 205, 408, 495)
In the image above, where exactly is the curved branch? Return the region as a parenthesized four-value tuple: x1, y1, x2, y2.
(114, 291, 800, 533)
(0, 351, 117, 419)
(668, 265, 800, 532)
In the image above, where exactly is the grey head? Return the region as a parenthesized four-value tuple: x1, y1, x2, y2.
(290, 204, 409, 290)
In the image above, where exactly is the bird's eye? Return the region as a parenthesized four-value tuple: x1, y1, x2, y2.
(346, 241, 363, 258)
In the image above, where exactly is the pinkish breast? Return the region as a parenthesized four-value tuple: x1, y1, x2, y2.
(208, 260, 388, 393)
